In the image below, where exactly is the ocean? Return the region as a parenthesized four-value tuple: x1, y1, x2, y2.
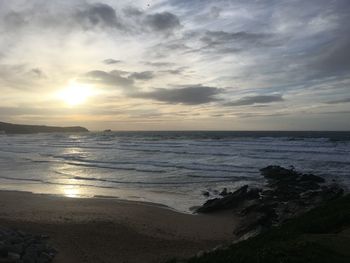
(0, 131, 349, 212)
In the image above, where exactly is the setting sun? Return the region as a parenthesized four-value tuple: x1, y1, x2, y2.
(58, 84, 93, 106)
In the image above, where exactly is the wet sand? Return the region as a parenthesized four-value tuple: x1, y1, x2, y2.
(0, 190, 239, 263)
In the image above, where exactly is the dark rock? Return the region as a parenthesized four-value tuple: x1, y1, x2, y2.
(197, 165, 345, 238)
(260, 165, 299, 181)
(7, 244, 23, 255)
(0, 228, 56, 263)
(197, 185, 261, 213)
(201, 191, 210, 197)
(246, 187, 261, 199)
(319, 184, 344, 201)
(219, 188, 228, 196)
(0, 245, 8, 258)
(37, 252, 52, 263)
(299, 173, 325, 183)
(7, 252, 20, 261)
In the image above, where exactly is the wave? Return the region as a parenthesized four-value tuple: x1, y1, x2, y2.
(0, 174, 248, 187)
(37, 154, 258, 173)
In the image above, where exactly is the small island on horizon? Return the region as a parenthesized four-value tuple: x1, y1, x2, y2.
(0, 121, 89, 134)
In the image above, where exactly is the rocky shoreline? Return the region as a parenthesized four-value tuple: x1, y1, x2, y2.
(0, 228, 56, 263)
(0, 165, 346, 263)
(197, 165, 344, 239)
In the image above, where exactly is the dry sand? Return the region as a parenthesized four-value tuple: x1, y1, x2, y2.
(0, 190, 239, 263)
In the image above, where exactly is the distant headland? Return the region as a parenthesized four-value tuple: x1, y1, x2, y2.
(0, 121, 89, 134)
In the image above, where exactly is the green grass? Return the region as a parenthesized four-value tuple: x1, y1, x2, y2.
(169, 194, 350, 263)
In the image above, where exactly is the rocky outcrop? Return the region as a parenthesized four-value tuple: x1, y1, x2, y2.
(0, 121, 88, 134)
(0, 227, 56, 263)
(197, 185, 261, 213)
(196, 165, 344, 238)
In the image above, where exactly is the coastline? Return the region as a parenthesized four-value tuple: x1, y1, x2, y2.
(0, 190, 239, 263)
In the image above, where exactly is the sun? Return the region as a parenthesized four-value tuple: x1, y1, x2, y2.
(58, 84, 93, 106)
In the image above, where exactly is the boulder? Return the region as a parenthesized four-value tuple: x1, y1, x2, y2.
(196, 165, 345, 238)
(260, 165, 299, 181)
(197, 185, 252, 213)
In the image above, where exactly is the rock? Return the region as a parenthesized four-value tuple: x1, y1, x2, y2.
(246, 187, 261, 199)
(0, 249, 8, 258)
(197, 165, 345, 238)
(201, 191, 210, 197)
(212, 189, 219, 195)
(37, 252, 53, 263)
(0, 228, 56, 263)
(299, 173, 325, 183)
(219, 188, 228, 196)
(260, 165, 299, 181)
(197, 185, 261, 213)
(7, 252, 20, 261)
(319, 184, 344, 201)
(8, 244, 23, 255)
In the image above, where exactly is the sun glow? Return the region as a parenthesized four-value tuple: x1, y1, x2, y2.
(58, 84, 94, 106)
(62, 185, 81, 198)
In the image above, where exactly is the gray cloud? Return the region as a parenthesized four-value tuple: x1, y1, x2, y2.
(82, 70, 134, 88)
(75, 3, 123, 29)
(103, 59, 122, 65)
(144, 12, 181, 32)
(209, 6, 222, 19)
(30, 68, 45, 78)
(128, 71, 154, 80)
(325, 97, 350, 104)
(202, 31, 270, 44)
(225, 95, 284, 106)
(311, 34, 350, 75)
(133, 85, 222, 105)
(160, 68, 185, 75)
(143, 61, 176, 67)
(123, 6, 144, 17)
(198, 30, 278, 53)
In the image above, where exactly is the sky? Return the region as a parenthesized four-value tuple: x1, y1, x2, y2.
(0, 0, 349, 131)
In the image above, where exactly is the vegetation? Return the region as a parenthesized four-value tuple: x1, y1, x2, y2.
(170, 194, 350, 263)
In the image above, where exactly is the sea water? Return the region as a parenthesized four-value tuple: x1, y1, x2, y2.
(0, 131, 349, 212)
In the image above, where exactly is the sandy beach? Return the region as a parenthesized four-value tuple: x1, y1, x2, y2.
(0, 190, 239, 263)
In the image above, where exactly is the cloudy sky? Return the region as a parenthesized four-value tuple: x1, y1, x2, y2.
(0, 0, 349, 130)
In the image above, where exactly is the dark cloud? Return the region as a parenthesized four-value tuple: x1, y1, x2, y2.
(199, 30, 276, 53)
(225, 95, 284, 106)
(123, 6, 144, 16)
(103, 59, 122, 65)
(133, 85, 222, 105)
(202, 31, 270, 43)
(30, 68, 45, 78)
(75, 3, 123, 29)
(160, 67, 188, 75)
(82, 70, 134, 88)
(148, 42, 191, 58)
(325, 97, 350, 104)
(128, 71, 154, 80)
(143, 61, 176, 67)
(144, 12, 181, 32)
(209, 6, 222, 18)
(3, 11, 26, 30)
(311, 34, 350, 75)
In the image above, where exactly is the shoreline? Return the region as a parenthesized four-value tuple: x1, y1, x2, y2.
(0, 190, 239, 263)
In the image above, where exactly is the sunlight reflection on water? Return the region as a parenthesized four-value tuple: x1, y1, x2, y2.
(62, 185, 81, 198)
